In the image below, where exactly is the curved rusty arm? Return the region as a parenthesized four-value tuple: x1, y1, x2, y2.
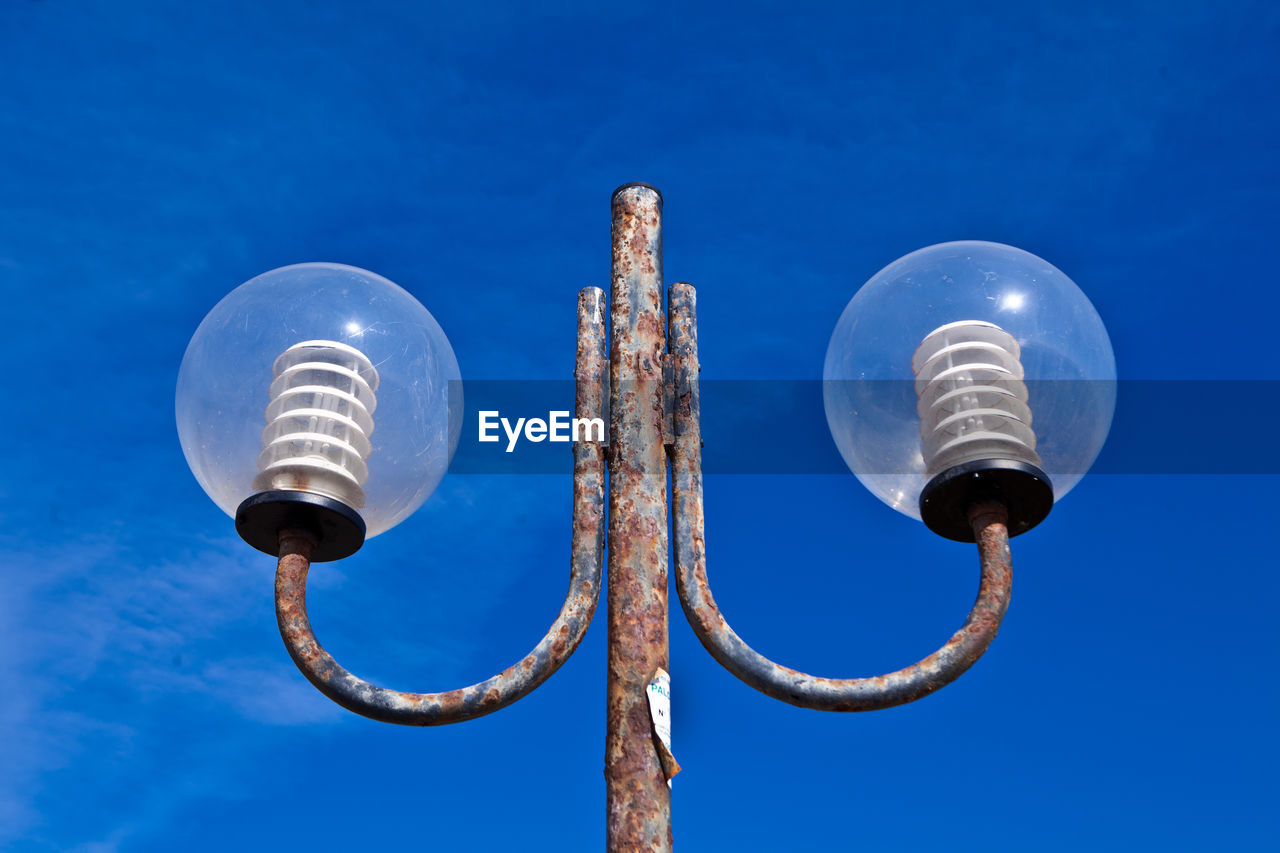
(273, 287, 609, 726)
(667, 282, 1013, 712)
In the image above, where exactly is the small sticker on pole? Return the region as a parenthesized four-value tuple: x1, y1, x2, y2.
(647, 668, 681, 785)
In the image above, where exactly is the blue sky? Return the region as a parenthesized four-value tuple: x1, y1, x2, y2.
(1, 1, 1277, 849)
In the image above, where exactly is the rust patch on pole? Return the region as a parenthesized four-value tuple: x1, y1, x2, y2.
(606, 182, 672, 852)
(669, 282, 1014, 711)
(271, 291, 607, 726)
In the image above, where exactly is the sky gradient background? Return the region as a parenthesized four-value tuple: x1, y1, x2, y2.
(1, 1, 1277, 850)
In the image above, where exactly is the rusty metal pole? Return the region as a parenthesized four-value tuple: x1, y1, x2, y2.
(605, 183, 671, 851)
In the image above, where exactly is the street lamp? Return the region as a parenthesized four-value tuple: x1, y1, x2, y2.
(176, 184, 1114, 851)
(176, 262, 462, 559)
(823, 240, 1116, 540)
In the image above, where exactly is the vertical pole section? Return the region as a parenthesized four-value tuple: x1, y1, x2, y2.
(606, 183, 672, 852)
(576, 286, 608, 586)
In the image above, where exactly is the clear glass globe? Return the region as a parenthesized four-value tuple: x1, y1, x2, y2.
(177, 262, 462, 538)
(823, 241, 1115, 521)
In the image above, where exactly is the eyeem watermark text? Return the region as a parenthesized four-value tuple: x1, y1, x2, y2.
(478, 410, 606, 452)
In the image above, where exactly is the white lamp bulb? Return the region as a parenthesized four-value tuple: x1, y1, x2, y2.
(912, 320, 1040, 479)
(253, 340, 379, 509)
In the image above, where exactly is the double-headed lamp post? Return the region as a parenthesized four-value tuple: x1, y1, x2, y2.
(177, 183, 1116, 850)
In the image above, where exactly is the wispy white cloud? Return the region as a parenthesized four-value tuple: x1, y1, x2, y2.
(0, 473, 559, 848)
(0, 528, 338, 846)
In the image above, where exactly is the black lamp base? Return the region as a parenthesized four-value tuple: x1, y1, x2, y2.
(919, 459, 1054, 543)
(235, 490, 366, 562)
